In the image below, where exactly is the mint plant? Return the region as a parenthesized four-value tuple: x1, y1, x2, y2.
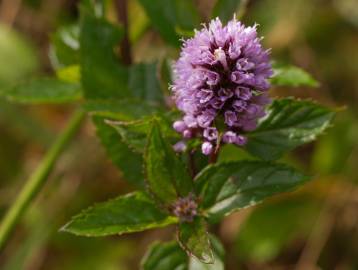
(0, 0, 335, 268)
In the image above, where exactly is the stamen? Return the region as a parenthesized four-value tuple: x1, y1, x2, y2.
(214, 47, 228, 70)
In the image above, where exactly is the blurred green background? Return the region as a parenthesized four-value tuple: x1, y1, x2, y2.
(0, 0, 357, 269)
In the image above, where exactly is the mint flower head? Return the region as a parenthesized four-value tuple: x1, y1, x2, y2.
(172, 17, 273, 155)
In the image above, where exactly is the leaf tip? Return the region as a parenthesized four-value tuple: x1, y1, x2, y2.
(59, 222, 71, 233)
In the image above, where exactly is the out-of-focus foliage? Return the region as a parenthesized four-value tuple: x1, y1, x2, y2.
(0, 25, 38, 88)
(0, 78, 81, 104)
(235, 195, 321, 262)
(271, 65, 319, 87)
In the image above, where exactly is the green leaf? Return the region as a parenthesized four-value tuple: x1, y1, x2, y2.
(194, 160, 309, 222)
(49, 24, 80, 69)
(138, 0, 199, 46)
(141, 241, 188, 270)
(107, 119, 150, 153)
(271, 66, 319, 87)
(106, 116, 179, 153)
(178, 217, 214, 264)
(245, 98, 335, 160)
(0, 78, 82, 104)
(145, 120, 193, 204)
(62, 191, 177, 236)
(93, 116, 145, 188)
(80, 10, 128, 99)
(188, 234, 224, 269)
(212, 0, 242, 22)
(142, 237, 224, 270)
(129, 62, 164, 104)
(84, 99, 160, 121)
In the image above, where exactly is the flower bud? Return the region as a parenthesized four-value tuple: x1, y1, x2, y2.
(201, 142, 213, 155)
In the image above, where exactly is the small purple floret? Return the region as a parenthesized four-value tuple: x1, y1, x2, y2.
(202, 142, 213, 155)
(172, 17, 272, 154)
(173, 141, 187, 152)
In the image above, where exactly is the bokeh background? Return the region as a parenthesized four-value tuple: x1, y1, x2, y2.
(0, 0, 357, 269)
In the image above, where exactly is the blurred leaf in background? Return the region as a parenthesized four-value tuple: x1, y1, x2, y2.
(50, 24, 80, 69)
(137, 0, 200, 45)
(0, 25, 38, 88)
(312, 110, 358, 176)
(235, 195, 321, 263)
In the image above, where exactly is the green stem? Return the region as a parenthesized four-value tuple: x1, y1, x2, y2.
(0, 110, 85, 250)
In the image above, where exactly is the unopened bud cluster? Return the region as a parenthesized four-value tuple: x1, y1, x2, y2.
(171, 194, 198, 222)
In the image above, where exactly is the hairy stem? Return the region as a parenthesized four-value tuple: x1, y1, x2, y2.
(0, 110, 85, 250)
(209, 150, 219, 164)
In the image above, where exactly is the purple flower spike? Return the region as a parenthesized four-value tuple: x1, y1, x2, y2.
(172, 17, 272, 152)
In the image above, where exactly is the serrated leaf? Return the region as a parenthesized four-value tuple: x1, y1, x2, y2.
(271, 66, 319, 87)
(80, 10, 129, 99)
(106, 116, 179, 153)
(107, 119, 150, 153)
(129, 62, 165, 104)
(62, 191, 177, 236)
(84, 99, 160, 121)
(245, 98, 335, 160)
(141, 241, 188, 270)
(212, 0, 243, 22)
(137, 0, 199, 46)
(145, 120, 193, 204)
(194, 161, 309, 223)
(178, 217, 214, 264)
(93, 116, 145, 188)
(0, 78, 82, 104)
(142, 236, 224, 270)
